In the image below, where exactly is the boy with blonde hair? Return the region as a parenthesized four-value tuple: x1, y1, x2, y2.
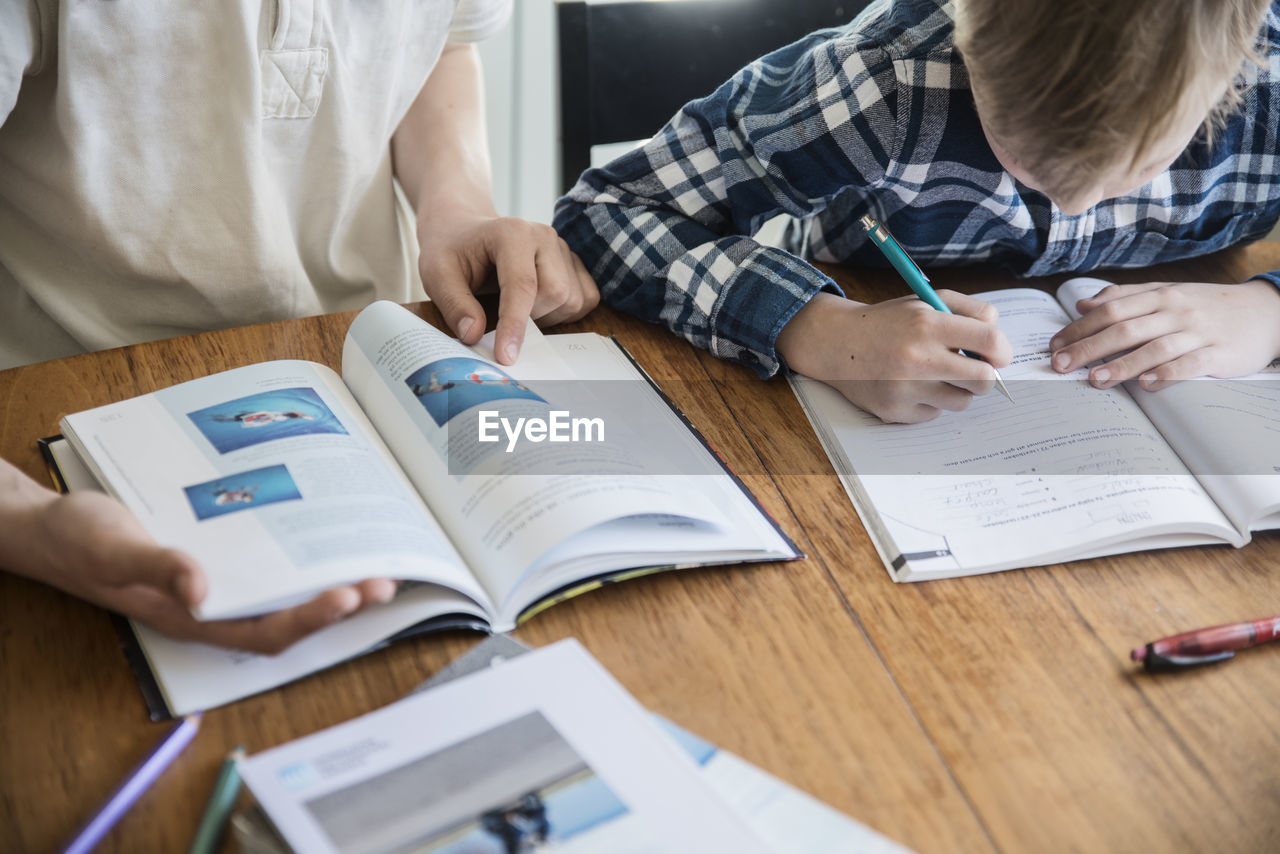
(555, 0, 1280, 424)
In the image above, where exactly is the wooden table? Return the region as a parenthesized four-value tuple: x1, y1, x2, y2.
(3, 245, 1279, 853)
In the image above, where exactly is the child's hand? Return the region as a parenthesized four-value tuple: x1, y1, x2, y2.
(777, 291, 1012, 423)
(17, 489, 397, 654)
(1049, 281, 1280, 391)
(417, 209, 600, 365)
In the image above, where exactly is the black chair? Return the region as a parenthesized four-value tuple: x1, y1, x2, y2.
(557, 0, 866, 192)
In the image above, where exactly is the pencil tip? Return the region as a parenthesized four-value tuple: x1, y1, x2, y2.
(993, 372, 1014, 402)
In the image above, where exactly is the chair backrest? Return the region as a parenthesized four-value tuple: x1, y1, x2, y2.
(557, 0, 866, 192)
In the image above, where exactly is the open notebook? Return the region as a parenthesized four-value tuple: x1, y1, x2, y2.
(790, 278, 1280, 581)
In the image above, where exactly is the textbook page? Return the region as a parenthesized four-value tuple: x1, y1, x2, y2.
(340, 302, 762, 622)
(507, 333, 797, 610)
(792, 288, 1239, 581)
(1057, 277, 1280, 533)
(240, 639, 770, 854)
(47, 436, 488, 717)
(60, 360, 486, 619)
(133, 582, 483, 716)
(1127, 372, 1280, 532)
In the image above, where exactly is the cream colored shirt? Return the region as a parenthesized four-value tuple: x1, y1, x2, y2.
(0, 0, 511, 369)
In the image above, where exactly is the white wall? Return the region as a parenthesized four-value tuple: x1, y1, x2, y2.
(476, 1, 791, 247)
(478, 1, 736, 230)
(477, 1, 560, 224)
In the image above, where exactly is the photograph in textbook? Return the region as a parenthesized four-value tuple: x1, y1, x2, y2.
(187, 387, 348, 453)
(406, 357, 544, 427)
(182, 464, 303, 521)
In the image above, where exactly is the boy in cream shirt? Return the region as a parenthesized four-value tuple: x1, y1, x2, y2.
(0, 0, 598, 651)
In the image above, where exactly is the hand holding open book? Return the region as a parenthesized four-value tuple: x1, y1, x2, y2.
(11, 479, 398, 654)
(52, 301, 797, 714)
(3, 446, 406, 658)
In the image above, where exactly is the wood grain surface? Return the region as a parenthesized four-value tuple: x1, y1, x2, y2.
(3, 246, 1279, 853)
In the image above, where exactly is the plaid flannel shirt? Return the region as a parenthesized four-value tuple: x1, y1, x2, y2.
(554, 0, 1280, 379)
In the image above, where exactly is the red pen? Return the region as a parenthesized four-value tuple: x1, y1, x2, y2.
(1131, 615, 1280, 671)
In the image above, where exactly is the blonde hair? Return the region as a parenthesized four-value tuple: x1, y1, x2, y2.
(955, 0, 1270, 201)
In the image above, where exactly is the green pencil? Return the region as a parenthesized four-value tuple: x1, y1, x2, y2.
(860, 214, 1014, 402)
(187, 745, 244, 854)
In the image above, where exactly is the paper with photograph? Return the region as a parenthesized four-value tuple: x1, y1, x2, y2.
(239, 640, 770, 854)
(232, 635, 913, 854)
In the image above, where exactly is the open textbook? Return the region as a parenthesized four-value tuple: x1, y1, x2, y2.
(790, 278, 1280, 582)
(50, 301, 797, 714)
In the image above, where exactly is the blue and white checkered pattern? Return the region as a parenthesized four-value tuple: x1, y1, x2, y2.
(554, 0, 1280, 378)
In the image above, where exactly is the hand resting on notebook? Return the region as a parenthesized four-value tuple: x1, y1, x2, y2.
(1050, 280, 1280, 391)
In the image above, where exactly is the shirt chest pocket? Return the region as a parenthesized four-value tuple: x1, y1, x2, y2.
(1099, 209, 1272, 268)
(261, 0, 329, 119)
(1156, 210, 1265, 255)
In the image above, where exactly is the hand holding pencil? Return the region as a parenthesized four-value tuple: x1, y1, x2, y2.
(859, 215, 1014, 402)
(777, 289, 1013, 423)
(776, 221, 1012, 424)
